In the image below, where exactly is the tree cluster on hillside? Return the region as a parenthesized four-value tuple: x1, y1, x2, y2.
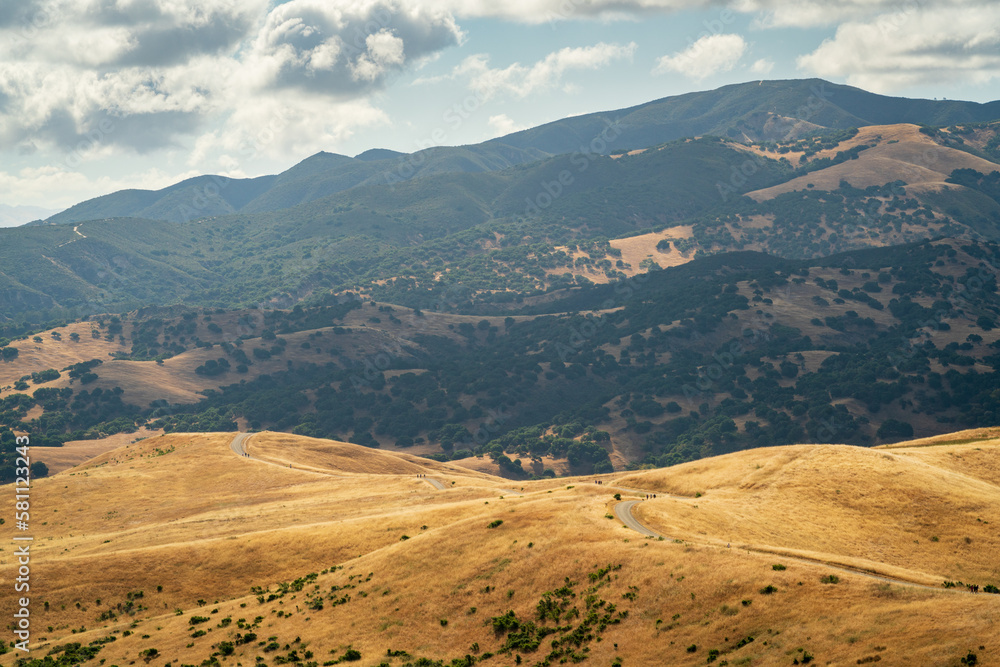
(7, 240, 998, 481)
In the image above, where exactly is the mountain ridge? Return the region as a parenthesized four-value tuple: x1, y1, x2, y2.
(38, 78, 1000, 226)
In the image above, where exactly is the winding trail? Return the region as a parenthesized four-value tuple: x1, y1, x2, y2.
(227, 432, 337, 475)
(614, 500, 662, 538)
(57, 224, 87, 248)
(611, 495, 960, 594)
(230, 432, 251, 457)
(229, 433, 450, 489)
(223, 434, 969, 594)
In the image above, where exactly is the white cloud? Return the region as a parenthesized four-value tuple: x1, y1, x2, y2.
(243, 0, 461, 95)
(3, 0, 267, 67)
(750, 58, 774, 75)
(454, 42, 637, 100)
(351, 30, 407, 82)
(653, 33, 747, 80)
(487, 114, 528, 138)
(0, 164, 200, 210)
(735, 0, 979, 28)
(797, 5, 1000, 92)
(418, 0, 715, 23)
(0, 0, 462, 161)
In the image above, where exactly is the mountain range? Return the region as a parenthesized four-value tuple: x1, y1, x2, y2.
(38, 78, 1000, 226)
(2, 77, 1000, 479)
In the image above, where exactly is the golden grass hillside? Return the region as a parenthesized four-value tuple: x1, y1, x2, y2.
(618, 440, 1000, 586)
(1, 431, 998, 667)
(30, 428, 163, 475)
(746, 124, 998, 201)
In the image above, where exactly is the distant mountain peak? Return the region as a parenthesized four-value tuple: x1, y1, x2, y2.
(354, 148, 405, 162)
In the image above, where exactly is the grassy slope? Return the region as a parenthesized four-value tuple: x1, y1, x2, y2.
(0, 431, 997, 667)
(621, 440, 1000, 584)
(747, 124, 1000, 200)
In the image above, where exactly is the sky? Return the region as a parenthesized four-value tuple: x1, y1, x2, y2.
(0, 0, 999, 222)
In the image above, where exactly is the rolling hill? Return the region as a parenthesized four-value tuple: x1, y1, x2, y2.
(0, 430, 996, 667)
(3, 75, 999, 667)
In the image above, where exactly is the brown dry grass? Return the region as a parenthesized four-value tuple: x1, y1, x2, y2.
(450, 453, 573, 478)
(0, 321, 124, 397)
(544, 227, 695, 285)
(609, 226, 695, 273)
(0, 431, 997, 667)
(747, 124, 999, 200)
(618, 441, 1000, 585)
(31, 427, 163, 474)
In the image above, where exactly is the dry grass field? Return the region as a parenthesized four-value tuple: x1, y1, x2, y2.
(1, 430, 997, 667)
(0, 321, 126, 394)
(619, 441, 1000, 585)
(608, 227, 696, 274)
(29, 428, 163, 475)
(746, 124, 998, 201)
